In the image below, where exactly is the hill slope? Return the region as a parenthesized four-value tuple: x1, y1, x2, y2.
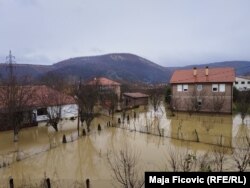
(50, 53, 172, 83)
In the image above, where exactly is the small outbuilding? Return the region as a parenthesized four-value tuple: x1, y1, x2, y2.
(122, 92, 149, 108)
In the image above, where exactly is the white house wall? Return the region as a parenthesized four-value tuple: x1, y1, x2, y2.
(61, 104, 78, 118)
(34, 104, 78, 122)
(234, 77, 250, 91)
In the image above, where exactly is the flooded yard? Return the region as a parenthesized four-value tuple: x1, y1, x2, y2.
(0, 104, 250, 187)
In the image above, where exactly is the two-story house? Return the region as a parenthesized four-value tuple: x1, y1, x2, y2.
(87, 77, 121, 100)
(170, 67, 235, 113)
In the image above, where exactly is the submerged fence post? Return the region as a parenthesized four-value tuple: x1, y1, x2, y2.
(86, 178, 90, 188)
(98, 124, 101, 131)
(46, 178, 51, 188)
(127, 115, 130, 121)
(82, 129, 86, 136)
(9, 177, 14, 188)
(62, 134, 67, 143)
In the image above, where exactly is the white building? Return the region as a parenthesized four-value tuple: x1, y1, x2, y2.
(234, 76, 250, 91)
(34, 104, 78, 122)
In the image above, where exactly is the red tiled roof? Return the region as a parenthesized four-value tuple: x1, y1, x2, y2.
(123, 92, 149, 98)
(31, 85, 76, 107)
(0, 85, 75, 111)
(87, 77, 120, 86)
(170, 67, 235, 84)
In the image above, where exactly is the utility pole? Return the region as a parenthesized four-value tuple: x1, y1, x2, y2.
(6, 50, 15, 78)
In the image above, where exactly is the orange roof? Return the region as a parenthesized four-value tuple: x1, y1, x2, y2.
(87, 77, 120, 86)
(123, 92, 149, 98)
(170, 67, 235, 84)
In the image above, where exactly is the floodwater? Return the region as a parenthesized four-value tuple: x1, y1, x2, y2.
(0, 104, 250, 187)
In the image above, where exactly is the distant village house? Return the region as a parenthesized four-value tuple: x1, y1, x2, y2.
(170, 66, 235, 113)
(123, 92, 149, 109)
(87, 77, 121, 100)
(32, 85, 77, 122)
(234, 76, 250, 91)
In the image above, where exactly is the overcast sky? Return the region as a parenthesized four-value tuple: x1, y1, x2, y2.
(0, 0, 250, 67)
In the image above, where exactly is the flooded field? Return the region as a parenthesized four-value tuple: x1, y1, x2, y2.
(0, 104, 250, 187)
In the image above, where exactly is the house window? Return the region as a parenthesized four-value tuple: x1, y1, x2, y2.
(212, 84, 225, 92)
(219, 84, 225, 92)
(197, 84, 202, 91)
(177, 84, 188, 92)
(37, 108, 47, 116)
(183, 84, 188, 92)
(177, 84, 182, 92)
(248, 81, 250, 84)
(212, 84, 218, 92)
(235, 81, 238, 84)
(241, 81, 245, 84)
(197, 99, 202, 106)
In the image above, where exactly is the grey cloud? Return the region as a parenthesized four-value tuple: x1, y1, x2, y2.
(0, 0, 250, 66)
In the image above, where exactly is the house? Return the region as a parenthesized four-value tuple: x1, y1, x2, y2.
(87, 77, 121, 100)
(234, 76, 250, 91)
(170, 66, 235, 113)
(123, 92, 149, 108)
(31, 85, 78, 122)
(0, 85, 77, 131)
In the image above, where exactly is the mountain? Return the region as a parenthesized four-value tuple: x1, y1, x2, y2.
(0, 64, 51, 79)
(1, 53, 250, 84)
(50, 53, 172, 84)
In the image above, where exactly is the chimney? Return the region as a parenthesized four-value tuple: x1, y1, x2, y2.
(193, 67, 197, 76)
(205, 66, 209, 76)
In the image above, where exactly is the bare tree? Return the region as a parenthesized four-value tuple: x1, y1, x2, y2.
(38, 73, 75, 132)
(165, 85, 171, 105)
(212, 146, 228, 172)
(232, 136, 250, 172)
(169, 96, 181, 117)
(0, 51, 34, 142)
(107, 145, 144, 188)
(211, 93, 225, 113)
(197, 152, 212, 172)
(235, 91, 250, 124)
(148, 87, 164, 136)
(75, 82, 99, 132)
(166, 147, 197, 172)
(37, 86, 72, 132)
(148, 87, 163, 112)
(166, 147, 181, 171)
(100, 90, 118, 124)
(185, 87, 206, 116)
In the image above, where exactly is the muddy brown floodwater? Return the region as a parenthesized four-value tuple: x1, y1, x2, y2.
(0, 104, 250, 187)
